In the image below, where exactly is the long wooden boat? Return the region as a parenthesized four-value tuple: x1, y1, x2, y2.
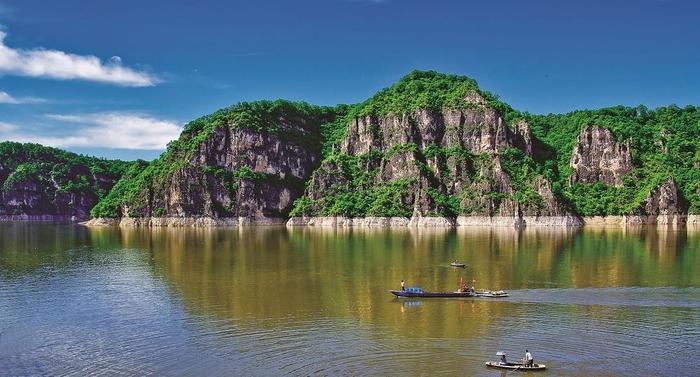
(450, 262, 466, 268)
(485, 362, 546, 371)
(389, 288, 475, 298)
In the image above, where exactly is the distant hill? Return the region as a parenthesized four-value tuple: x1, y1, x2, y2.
(0, 142, 133, 220)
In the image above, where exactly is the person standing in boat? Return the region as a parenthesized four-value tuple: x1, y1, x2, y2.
(524, 350, 533, 367)
(400, 280, 405, 291)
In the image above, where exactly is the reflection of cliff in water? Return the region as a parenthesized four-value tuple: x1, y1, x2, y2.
(0, 223, 94, 277)
(76, 226, 700, 341)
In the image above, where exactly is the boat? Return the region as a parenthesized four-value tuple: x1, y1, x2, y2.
(486, 351, 546, 371)
(485, 361, 546, 371)
(450, 262, 466, 268)
(475, 290, 509, 298)
(389, 287, 475, 298)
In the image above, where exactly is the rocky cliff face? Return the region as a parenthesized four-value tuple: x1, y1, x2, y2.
(569, 125, 633, 186)
(80, 70, 700, 227)
(293, 88, 578, 223)
(96, 101, 335, 221)
(637, 178, 686, 216)
(162, 126, 318, 219)
(0, 142, 129, 220)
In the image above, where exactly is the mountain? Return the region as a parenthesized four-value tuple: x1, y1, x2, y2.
(83, 70, 700, 226)
(288, 71, 580, 226)
(0, 142, 132, 220)
(89, 100, 339, 225)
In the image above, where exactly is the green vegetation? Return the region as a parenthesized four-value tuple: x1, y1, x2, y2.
(352, 70, 513, 117)
(0, 142, 131, 214)
(92, 100, 339, 218)
(292, 72, 700, 217)
(84, 70, 700, 219)
(525, 105, 700, 215)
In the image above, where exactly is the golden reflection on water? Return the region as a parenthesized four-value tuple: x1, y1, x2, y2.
(81, 226, 699, 329)
(2, 224, 700, 376)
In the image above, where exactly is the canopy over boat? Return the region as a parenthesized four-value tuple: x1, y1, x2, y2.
(496, 351, 506, 356)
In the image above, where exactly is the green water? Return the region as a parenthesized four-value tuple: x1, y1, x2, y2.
(1, 224, 699, 376)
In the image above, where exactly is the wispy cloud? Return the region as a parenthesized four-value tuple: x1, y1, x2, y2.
(0, 30, 158, 87)
(0, 112, 181, 150)
(0, 120, 17, 132)
(0, 90, 46, 104)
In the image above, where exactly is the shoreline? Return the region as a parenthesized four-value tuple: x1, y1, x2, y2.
(72, 214, 700, 228)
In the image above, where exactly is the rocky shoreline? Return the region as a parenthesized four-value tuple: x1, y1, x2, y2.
(79, 215, 700, 228)
(0, 214, 86, 222)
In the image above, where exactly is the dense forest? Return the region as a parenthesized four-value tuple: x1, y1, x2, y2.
(526, 105, 700, 215)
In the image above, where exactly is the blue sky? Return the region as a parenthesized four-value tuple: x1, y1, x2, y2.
(0, 0, 697, 160)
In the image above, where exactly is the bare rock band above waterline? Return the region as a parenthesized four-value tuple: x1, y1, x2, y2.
(80, 214, 700, 228)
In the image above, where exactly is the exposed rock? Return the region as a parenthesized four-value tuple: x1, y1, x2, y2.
(509, 120, 533, 157)
(119, 104, 332, 222)
(620, 177, 687, 225)
(569, 125, 633, 186)
(688, 215, 700, 226)
(0, 142, 127, 221)
(297, 101, 576, 224)
(287, 216, 412, 227)
(85, 216, 285, 227)
(640, 178, 685, 215)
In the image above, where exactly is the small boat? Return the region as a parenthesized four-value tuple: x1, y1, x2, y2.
(450, 262, 466, 268)
(389, 287, 475, 298)
(475, 290, 509, 298)
(485, 361, 546, 371)
(486, 351, 546, 371)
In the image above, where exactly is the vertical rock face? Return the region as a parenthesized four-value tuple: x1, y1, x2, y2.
(111, 101, 334, 221)
(510, 120, 533, 157)
(296, 95, 578, 222)
(639, 178, 686, 215)
(569, 125, 633, 186)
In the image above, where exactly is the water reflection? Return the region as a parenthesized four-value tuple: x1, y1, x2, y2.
(1, 224, 699, 376)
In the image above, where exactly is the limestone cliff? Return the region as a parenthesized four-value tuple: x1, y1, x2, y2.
(0, 142, 130, 221)
(289, 72, 579, 225)
(80, 70, 700, 227)
(91, 100, 336, 222)
(569, 125, 633, 187)
(639, 178, 686, 216)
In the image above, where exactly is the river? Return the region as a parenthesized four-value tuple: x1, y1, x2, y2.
(1, 224, 699, 376)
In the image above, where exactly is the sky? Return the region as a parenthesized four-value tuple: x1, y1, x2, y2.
(0, 0, 697, 161)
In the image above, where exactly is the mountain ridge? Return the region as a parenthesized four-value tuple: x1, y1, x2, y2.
(2, 70, 699, 226)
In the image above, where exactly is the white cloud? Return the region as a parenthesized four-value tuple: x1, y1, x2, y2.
(0, 30, 158, 87)
(0, 112, 181, 150)
(0, 90, 46, 104)
(0, 120, 17, 132)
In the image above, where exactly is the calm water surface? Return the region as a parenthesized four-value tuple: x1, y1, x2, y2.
(1, 224, 699, 376)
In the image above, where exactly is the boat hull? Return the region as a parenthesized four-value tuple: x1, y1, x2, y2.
(389, 290, 474, 298)
(485, 362, 546, 371)
(475, 290, 509, 298)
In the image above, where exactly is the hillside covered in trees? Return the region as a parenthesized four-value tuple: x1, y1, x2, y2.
(0, 142, 133, 220)
(3, 71, 698, 225)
